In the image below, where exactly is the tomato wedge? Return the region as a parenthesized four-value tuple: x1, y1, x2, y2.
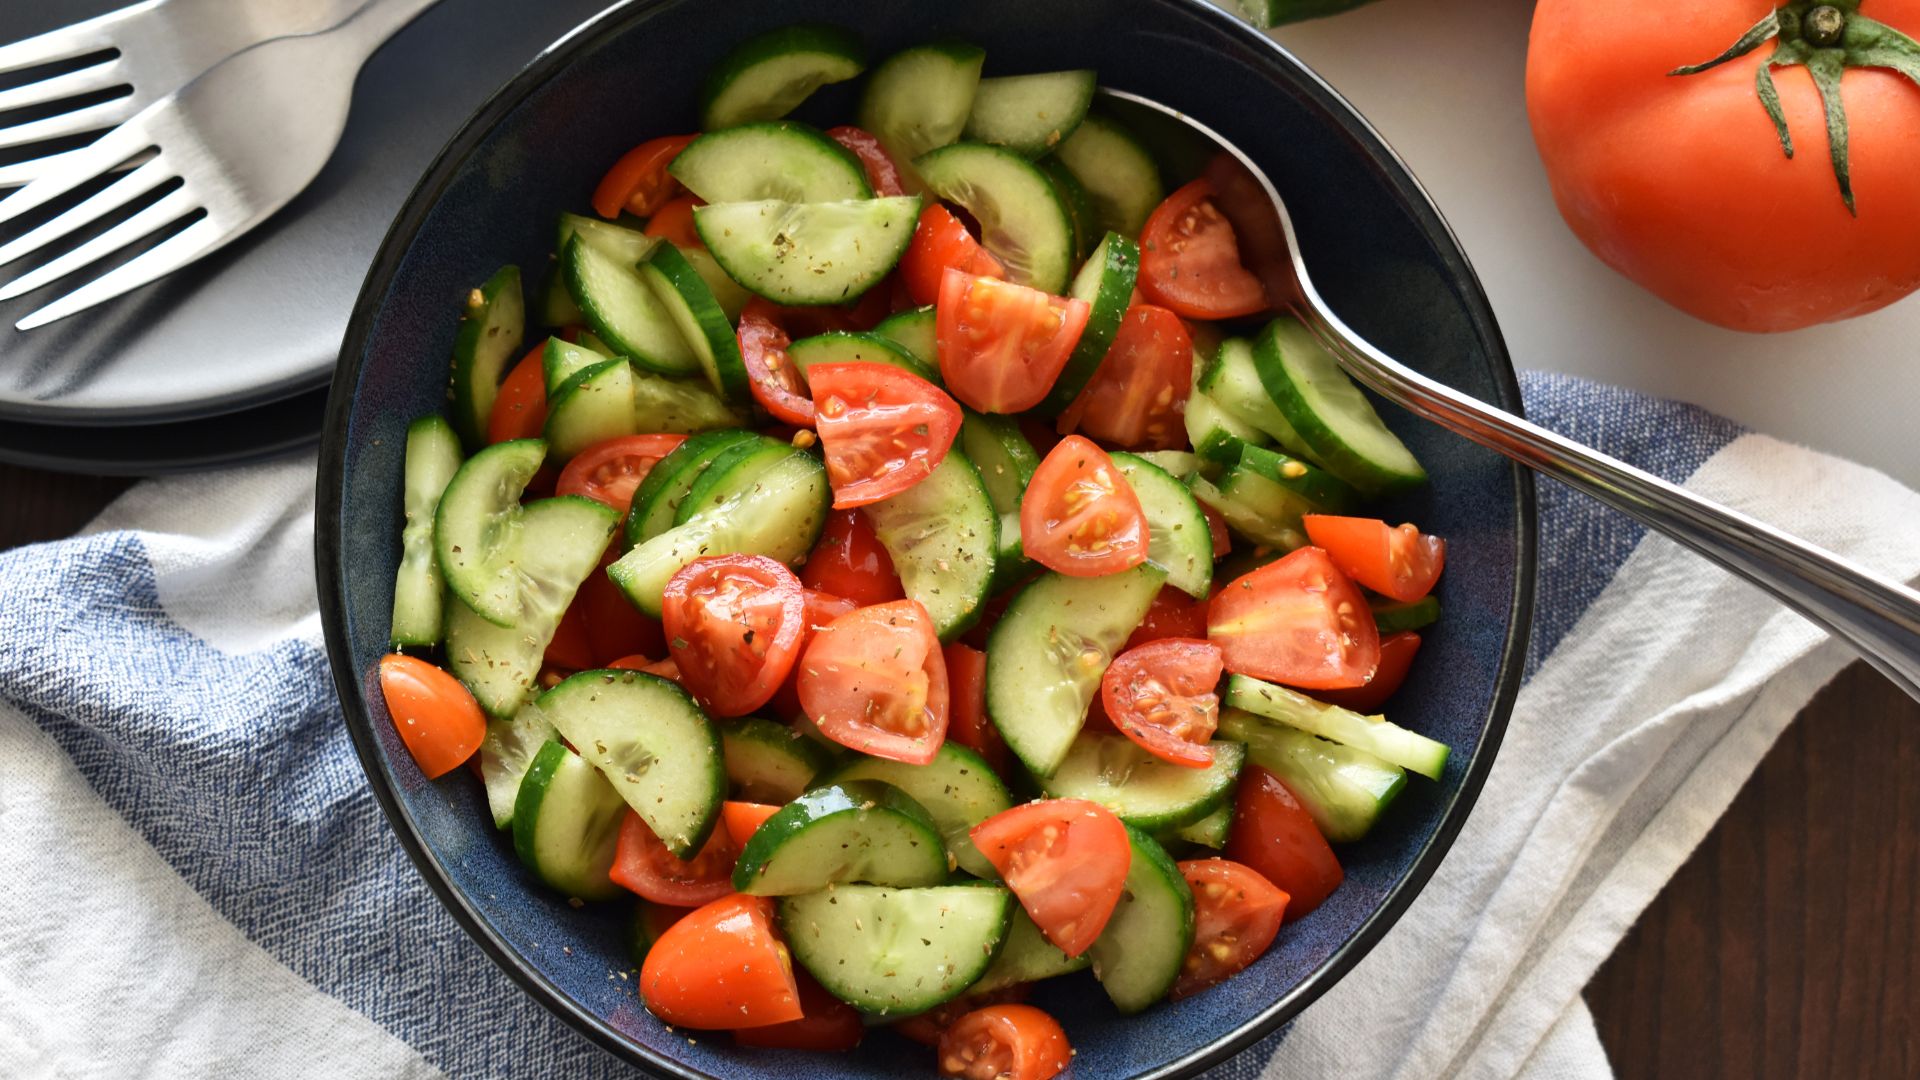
(611, 809, 738, 907)
(801, 507, 906, 606)
(1126, 584, 1211, 650)
(941, 641, 1009, 775)
(1101, 638, 1224, 768)
(721, 800, 782, 846)
(895, 984, 1030, 1047)
(1171, 859, 1288, 1000)
(1224, 766, 1343, 921)
(810, 362, 962, 509)
(556, 434, 687, 515)
(1203, 504, 1232, 558)
(767, 588, 861, 720)
(734, 970, 864, 1051)
(798, 599, 949, 764)
(544, 599, 596, 671)
(826, 125, 906, 198)
(1020, 435, 1148, 577)
(486, 345, 549, 444)
(661, 555, 806, 717)
(1302, 515, 1447, 604)
(938, 1004, 1072, 1080)
(1208, 546, 1380, 690)
(592, 134, 697, 219)
(937, 270, 1090, 414)
(970, 799, 1131, 958)
(378, 654, 486, 779)
(1138, 178, 1267, 320)
(643, 194, 703, 249)
(1058, 305, 1193, 451)
(738, 300, 813, 426)
(1314, 631, 1422, 714)
(902, 205, 1007, 307)
(640, 893, 802, 1029)
(580, 561, 667, 664)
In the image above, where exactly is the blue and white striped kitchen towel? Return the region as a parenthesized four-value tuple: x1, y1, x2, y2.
(3, 372, 1918, 1080)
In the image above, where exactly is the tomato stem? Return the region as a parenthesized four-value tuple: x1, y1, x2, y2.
(1669, 1, 1920, 215)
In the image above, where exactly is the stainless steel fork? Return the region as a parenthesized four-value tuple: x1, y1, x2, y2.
(0, 0, 441, 329)
(0, 0, 378, 188)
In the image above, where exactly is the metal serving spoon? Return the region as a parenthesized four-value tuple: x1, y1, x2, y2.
(1099, 88, 1920, 701)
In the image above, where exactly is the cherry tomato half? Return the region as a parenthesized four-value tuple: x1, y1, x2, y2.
(1138, 178, 1267, 320)
(610, 809, 737, 908)
(1313, 631, 1422, 714)
(811, 362, 962, 509)
(1225, 766, 1343, 921)
(937, 1004, 1072, 1080)
(739, 299, 813, 426)
(734, 970, 864, 1052)
(895, 984, 1030, 1047)
(1101, 637, 1224, 768)
(593, 134, 697, 219)
(826, 125, 907, 197)
(1125, 584, 1212, 650)
(902, 204, 1006, 307)
(1302, 514, 1447, 604)
(1058, 304, 1193, 451)
(1171, 859, 1288, 1000)
(556, 434, 688, 515)
(1208, 546, 1380, 690)
(942, 641, 1009, 775)
(487, 345, 549, 445)
(801, 507, 906, 607)
(798, 599, 949, 765)
(643, 194, 703, 249)
(1020, 435, 1148, 577)
(378, 654, 487, 779)
(721, 800, 782, 847)
(661, 555, 807, 717)
(640, 893, 802, 1029)
(937, 270, 1090, 414)
(970, 799, 1131, 958)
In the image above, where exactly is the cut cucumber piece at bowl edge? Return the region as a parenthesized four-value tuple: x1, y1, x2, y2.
(700, 24, 866, 130)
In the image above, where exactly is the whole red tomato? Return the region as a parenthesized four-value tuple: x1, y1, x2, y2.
(1527, 0, 1920, 332)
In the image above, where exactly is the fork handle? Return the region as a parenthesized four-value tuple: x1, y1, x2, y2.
(1294, 302, 1920, 701)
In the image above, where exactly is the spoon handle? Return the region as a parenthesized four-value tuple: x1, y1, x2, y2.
(1293, 301, 1920, 701)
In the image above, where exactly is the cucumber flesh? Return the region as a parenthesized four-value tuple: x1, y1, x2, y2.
(700, 25, 866, 130)
(1218, 708, 1406, 843)
(1038, 157, 1098, 265)
(632, 367, 752, 434)
(1087, 826, 1193, 1014)
(1207, 438, 1360, 514)
(639, 242, 750, 401)
(963, 70, 1097, 158)
(537, 669, 726, 858)
(480, 702, 558, 829)
(1044, 231, 1138, 412)
(959, 410, 1039, 515)
(696, 196, 921, 307)
(1372, 594, 1440, 633)
(675, 438, 797, 526)
(446, 496, 618, 718)
(860, 451, 997, 641)
(563, 234, 700, 376)
(721, 716, 833, 803)
(1040, 733, 1245, 831)
(669, 122, 872, 204)
(1054, 115, 1164, 240)
(559, 212, 658, 268)
(1172, 805, 1232, 850)
(626, 428, 760, 547)
(390, 415, 462, 648)
(680, 245, 752, 322)
(870, 306, 938, 370)
(857, 42, 986, 164)
(780, 884, 1012, 1015)
(967, 909, 1089, 995)
(1188, 468, 1312, 552)
(433, 438, 546, 627)
(732, 781, 950, 895)
(1254, 317, 1426, 494)
(540, 267, 584, 329)
(1112, 451, 1213, 600)
(1133, 450, 1199, 480)
(543, 336, 611, 397)
(823, 743, 1013, 880)
(914, 142, 1074, 295)
(1186, 385, 1273, 462)
(1199, 336, 1315, 458)
(448, 266, 524, 448)
(787, 330, 941, 385)
(985, 564, 1167, 777)
(543, 359, 636, 461)
(1224, 674, 1449, 780)
(512, 739, 627, 902)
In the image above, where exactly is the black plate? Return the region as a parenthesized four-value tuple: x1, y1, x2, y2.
(0, 384, 325, 474)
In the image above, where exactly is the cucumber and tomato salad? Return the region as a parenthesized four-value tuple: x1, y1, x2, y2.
(370, 22, 1457, 1077)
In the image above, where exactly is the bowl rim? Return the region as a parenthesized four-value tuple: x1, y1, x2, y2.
(315, 1, 1537, 1075)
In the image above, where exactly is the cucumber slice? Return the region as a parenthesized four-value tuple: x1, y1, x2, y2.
(696, 196, 921, 306)
(679, 246, 752, 322)
(446, 496, 618, 717)
(512, 739, 627, 902)
(958, 411, 1038, 592)
(857, 42, 986, 163)
(1187, 471, 1309, 552)
(1173, 805, 1232, 850)
(390, 415, 462, 649)
(639, 243, 750, 401)
(479, 702, 558, 829)
(538, 669, 726, 858)
(733, 781, 949, 895)
(1202, 438, 1359, 514)
(1254, 317, 1426, 494)
(434, 438, 546, 626)
(610, 448, 829, 616)
(542, 336, 609, 397)
(870, 305, 938, 370)
(823, 743, 1013, 880)
(721, 716, 833, 803)
(986, 564, 1167, 777)
(1372, 594, 1440, 633)
(669, 122, 872, 204)
(781, 884, 1012, 1015)
(968, 909, 1089, 995)
(1040, 733, 1245, 831)
(1112, 451, 1212, 599)
(915, 142, 1074, 295)
(1186, 386, 1273, 462)
(1038, 157, 1098, 265)
(1224, 674, 1449, 780)
(1043, 231, 1138, 412)
(674, 436, 797, 526)
(632, 368, 752, 434)
(1087, 826, 1194, 1014)
(1218, 708, 1406, 843)
(699, 25, 866, 130)
(1133, 450, 1199, 480)
(1199, 337, 1314, 458)
(540, 266, 584, 329)
(1054, 115, 1164, 240)
(558, 212, 659, 268)
(788, 330, 941, 385)
(563, 234, 701, 376)
(543, 359, 636, 461)
(578, 330, 616, 357)
(448, 265, 524, 448)
(861, 451, 997, 641)
(963, 70, 1097, 158)
(625, 428, 760, 547)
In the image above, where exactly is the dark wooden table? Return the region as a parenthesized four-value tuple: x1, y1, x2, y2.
(4, 458, 1917, 1076)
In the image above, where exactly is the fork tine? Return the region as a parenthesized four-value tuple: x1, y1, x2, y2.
(0, 97, 132, 152)
(15, 213, 227, 330)
(0, 185, 197, 302)
(0, 156, 172, 270)
(0, 121, 150, 227)
(0, 59, 123, 114)
(0, 146, 155, 189)
(0, 5, 144, 76)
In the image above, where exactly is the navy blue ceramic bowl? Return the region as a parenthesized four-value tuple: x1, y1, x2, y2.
(317, 0, 1535, 1075)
